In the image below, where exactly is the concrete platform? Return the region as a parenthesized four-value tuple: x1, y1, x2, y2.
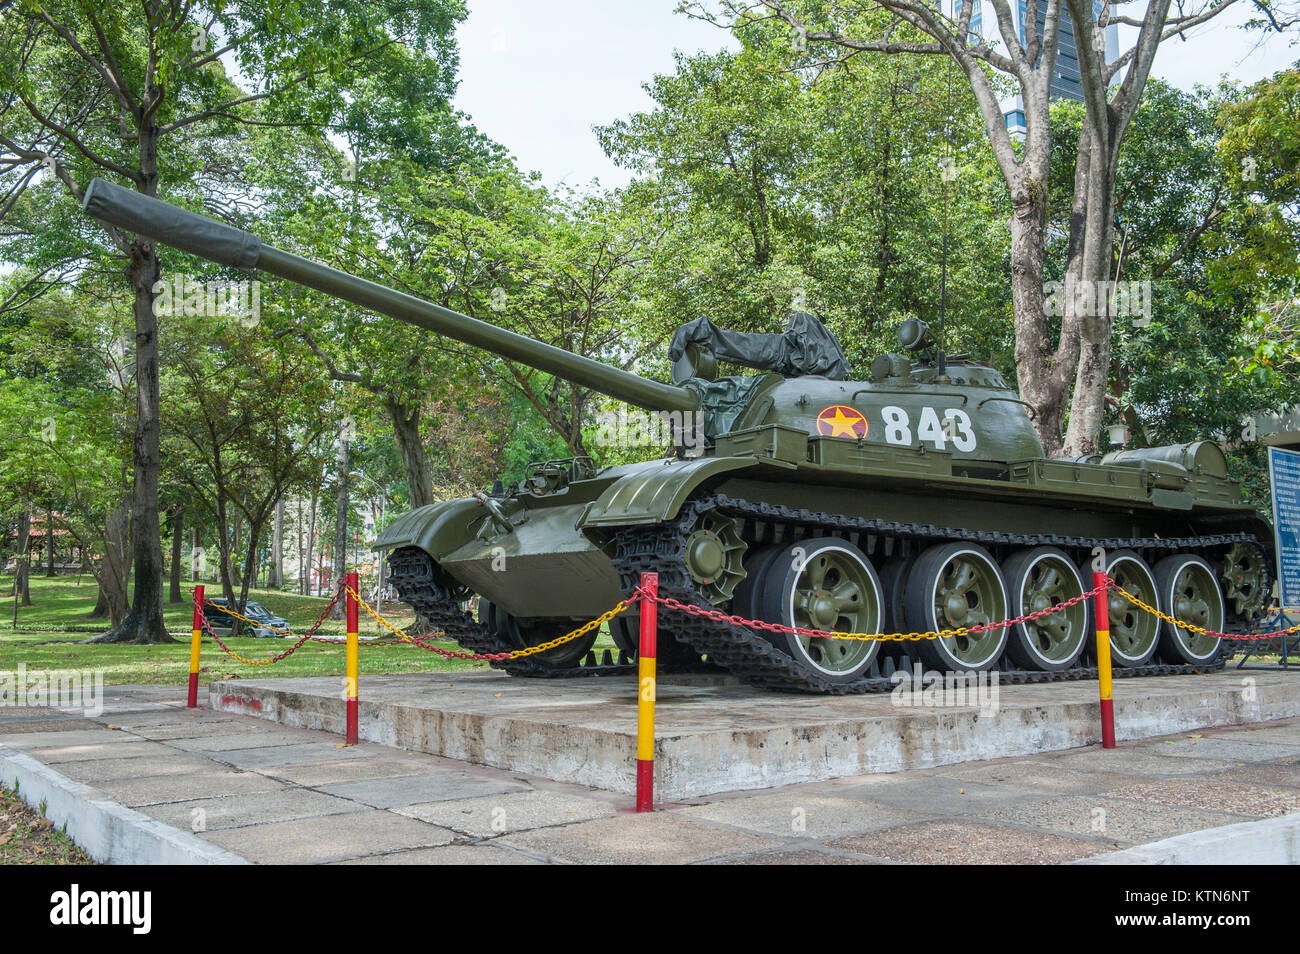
(209, 668, 1300, 799)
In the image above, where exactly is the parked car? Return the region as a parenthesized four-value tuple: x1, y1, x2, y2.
(205, 599, 292, 639)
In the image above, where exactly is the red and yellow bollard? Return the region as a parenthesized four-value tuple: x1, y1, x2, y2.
(1093, 570, 1116, 748)
(345, 572, 359, 745)
(636, 572, 658, 812)
(187, 584, 204, 708)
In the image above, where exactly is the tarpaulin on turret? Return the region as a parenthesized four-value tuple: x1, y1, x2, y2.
(668, 312, 851, 383)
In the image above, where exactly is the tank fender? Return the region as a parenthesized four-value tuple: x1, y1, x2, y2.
(579, 456, 764, 529)
(373, 498, 482, 558)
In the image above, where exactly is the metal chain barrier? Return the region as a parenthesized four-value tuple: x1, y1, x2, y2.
(1110, 584, 1300, 641)
(347, 586, 633, 661)
(196, 573, 1293, 671)
(643, 578, 1109, 643)
(199, 585, 343, 666)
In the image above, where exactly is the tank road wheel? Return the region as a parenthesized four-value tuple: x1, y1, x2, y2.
(877, 556, 917, 659)
(1094, 550, 1161, 667)
(755, 538, 884, 684)
(477, 599, 597, 668)
(1154, 554, 1225, 665)
(1220, 542, 1269, 620)
(1001, 547, 1089, 671)
(905, 543, 1010, 672)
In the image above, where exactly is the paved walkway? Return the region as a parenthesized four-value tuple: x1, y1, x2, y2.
(2, 684, 1298, 864)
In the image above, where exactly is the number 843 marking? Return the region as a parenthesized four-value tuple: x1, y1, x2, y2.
(880, 406, 976, 452)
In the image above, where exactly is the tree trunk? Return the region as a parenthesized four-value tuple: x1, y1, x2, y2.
(88, 585, 110, 620)
(297, 498, 305, 596)
(91, 166, 172, 643)
(14, 510, 31, 606)
(330, 439, 350, 618)
(387, 398, 434, 508)
(168, 504, 184, 603)
(268, 498, 285, 588)
(45, 506, 55, 576)
(306, 491, 318, 596)
(100, 504, 131, 627)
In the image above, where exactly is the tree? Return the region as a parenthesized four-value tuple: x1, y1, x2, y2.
(686, 0, 1299, 454)
(0, 0, 468, 642)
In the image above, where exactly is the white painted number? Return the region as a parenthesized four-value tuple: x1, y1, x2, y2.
(917, 406, 946, 449)
(879, 406, 977, 452)
(882, 406, 911, 445)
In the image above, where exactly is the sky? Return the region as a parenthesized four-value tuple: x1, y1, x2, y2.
(452, 0, 1299, 189)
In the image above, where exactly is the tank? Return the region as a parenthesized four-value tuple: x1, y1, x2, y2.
(82, 178, 1274, 692)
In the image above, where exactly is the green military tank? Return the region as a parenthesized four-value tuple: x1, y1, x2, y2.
(82, 178, 1274, 693)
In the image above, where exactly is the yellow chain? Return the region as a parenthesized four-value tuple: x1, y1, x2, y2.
(347, 587, 633, 658)
(1113, 584, 1300, 638)
(204, 602, 298, 638)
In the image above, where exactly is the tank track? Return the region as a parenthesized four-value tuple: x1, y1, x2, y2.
(386, 546, 638, 679)
(608, 493, 1243, 695)
(389, 492, 1248, 693)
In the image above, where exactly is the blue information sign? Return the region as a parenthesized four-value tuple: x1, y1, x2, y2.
(1268, 446, 1300, 610)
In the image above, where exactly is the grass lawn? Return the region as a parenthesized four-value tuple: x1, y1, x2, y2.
(0, 782, 93, 865)
(0, 574, 622, 686)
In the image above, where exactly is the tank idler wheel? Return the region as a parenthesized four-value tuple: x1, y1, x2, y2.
(1154, 554, 1225, 665)
(1220, 542, 1269, 620)
(905, 543, 1009, 672)
(1002, 546, 1089, 671)
(1090, 549, 1161, 667)
(754, 537, 884, 684)
(478, 599, 598, 668)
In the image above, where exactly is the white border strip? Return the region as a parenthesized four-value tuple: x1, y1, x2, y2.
(0, 744, 249, 865)
(1074, 812, 1300, 864)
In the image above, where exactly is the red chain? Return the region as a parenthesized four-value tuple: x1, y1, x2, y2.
(636, 579, 1110, 642)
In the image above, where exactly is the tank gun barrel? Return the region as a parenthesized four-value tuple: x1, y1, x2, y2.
(81, 178, 697, 414)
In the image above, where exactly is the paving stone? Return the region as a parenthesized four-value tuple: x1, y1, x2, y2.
(933, 759, 1134, 795)
(199, 810, 457, 864)
(165, 730, 325, 752)
(142, 788, 365, 831)
(711, 848, 883, 865)
(120, 721, 267, 741)
(497, 812, 778, 864)
(1048, 747, 1237, 776)
(205, 741, 385, 770)
(56, 754, 231, 784)
(96, 770, 288, 806)
(1201, 759, 1300, 791)
(24, 739, 182, 763)
(680, 793, 924, 839)
(0, 718, 101, 732)
(1136, 737, 1300, 761)
(831, 819, 1110, 864)
(980, 794, 1252, 846)
(331, 844, 541, 865)
(0, 728, 152, 749)
(315, 772, 529, 808)
(397, 790, 617, 836)
(1103, 777, 1300, 818)
(830, 775, 1053, 816)
(267, 757, 442, 786)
